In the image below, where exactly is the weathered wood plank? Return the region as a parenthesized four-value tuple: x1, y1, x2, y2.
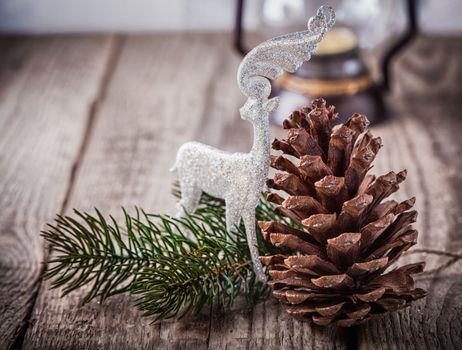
(208, 297, 348, 350)
(0, 36, 114, 349)
(357, 35, 462, 350)
(22, 33, 242, 350)
(357, 101, 462, 349)
(22, 32, 348, 350)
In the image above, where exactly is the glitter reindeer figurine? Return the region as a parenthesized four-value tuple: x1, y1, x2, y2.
(172, 5, 335, 282)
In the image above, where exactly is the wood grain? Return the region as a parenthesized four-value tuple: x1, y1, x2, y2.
(21, 33, 240, 350)
(356, 99, 462, 350)
(356, 36, 462, 350)
(0, 36, 113, 349)
(208, 298, 347, 349)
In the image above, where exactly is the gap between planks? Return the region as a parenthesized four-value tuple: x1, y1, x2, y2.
(21, 32, 244, 350)
(59, 35, 126, 215)
(10, 34, 124, 350)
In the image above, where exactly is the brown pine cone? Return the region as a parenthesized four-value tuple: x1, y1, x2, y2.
(259, 98, 426, 327)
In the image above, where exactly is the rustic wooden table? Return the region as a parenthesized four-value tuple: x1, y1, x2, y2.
(0, 33, 461, 350)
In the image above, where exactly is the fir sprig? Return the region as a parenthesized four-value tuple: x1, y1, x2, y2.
(42, 189, 282, 321)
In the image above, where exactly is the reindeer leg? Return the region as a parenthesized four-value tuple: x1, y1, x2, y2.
(242, 208, 267, 282)
(176, 180, 201, 217)
(225, 204, 241, 240)
(175, 182, 202, 239)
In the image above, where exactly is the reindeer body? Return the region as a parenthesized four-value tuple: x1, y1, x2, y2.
(174, 140, 268, 218)
(173, 104, 271, 281)
(172, 6, 335, 282)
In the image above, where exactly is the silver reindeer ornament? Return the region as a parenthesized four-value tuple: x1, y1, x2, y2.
(172, 5, 335, 282)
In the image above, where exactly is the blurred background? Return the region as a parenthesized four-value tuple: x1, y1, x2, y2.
(1, 0, 461, 34)
(2, 0, 460, 125)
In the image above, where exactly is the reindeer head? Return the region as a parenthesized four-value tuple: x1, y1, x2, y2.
(240, 97, 279, 123)
(236, 5, 334, 122)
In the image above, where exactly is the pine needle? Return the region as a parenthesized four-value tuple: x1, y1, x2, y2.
(42, 189, 282, 321)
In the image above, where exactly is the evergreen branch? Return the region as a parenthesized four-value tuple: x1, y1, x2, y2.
(42, 190, 282, 321)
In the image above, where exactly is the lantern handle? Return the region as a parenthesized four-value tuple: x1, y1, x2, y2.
(380, 0, 418, 91)
(234, 0, 248, 56)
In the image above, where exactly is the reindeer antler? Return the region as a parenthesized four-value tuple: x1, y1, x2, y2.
(237, 5, 335, 99)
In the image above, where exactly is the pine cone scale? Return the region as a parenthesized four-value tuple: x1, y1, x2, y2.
(327, 232, 362, 267)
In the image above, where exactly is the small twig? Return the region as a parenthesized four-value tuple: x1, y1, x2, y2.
(405, 248, 462, 259)
(405, 247, 462, 276)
